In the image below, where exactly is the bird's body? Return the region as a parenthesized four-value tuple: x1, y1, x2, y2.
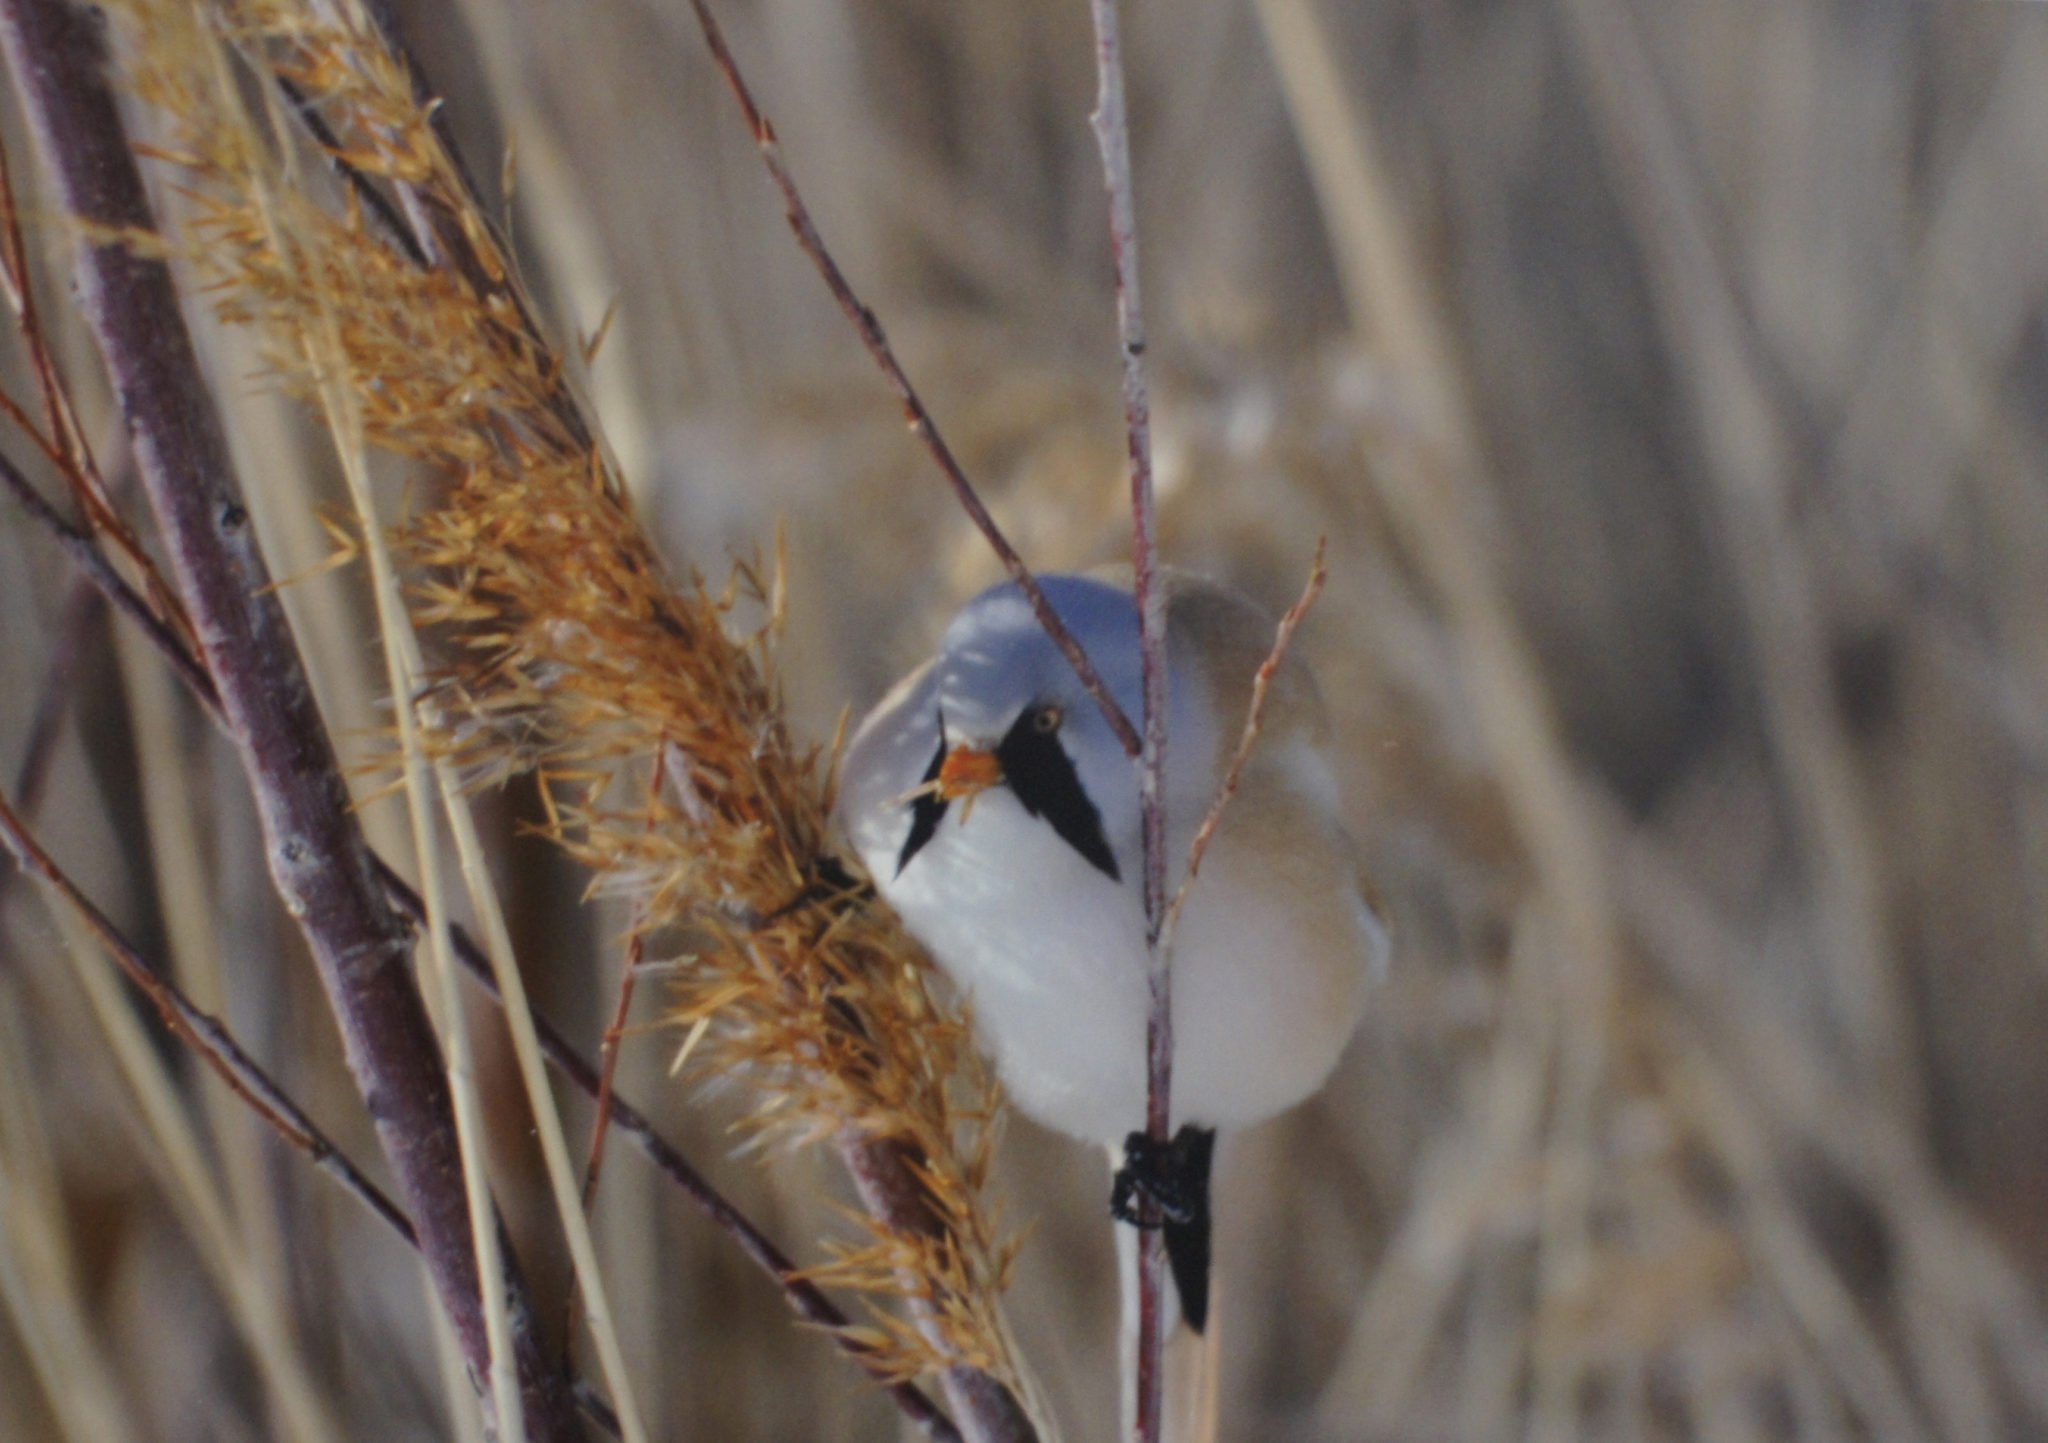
(838, 573, 1384, 1147)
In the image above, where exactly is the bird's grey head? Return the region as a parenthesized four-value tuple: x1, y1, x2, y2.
(842, 575, 1155, 887)
(936, 576, 1142, 744)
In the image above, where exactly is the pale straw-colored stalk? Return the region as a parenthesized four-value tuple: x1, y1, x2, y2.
(31, 901, 347, 1443)
(0, 1001, 146, 1443)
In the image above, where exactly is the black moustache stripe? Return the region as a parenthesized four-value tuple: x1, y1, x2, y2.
(893, 707, 1122, 884)
(894, 731, 950, 877)
(997, 710, 1121, 883)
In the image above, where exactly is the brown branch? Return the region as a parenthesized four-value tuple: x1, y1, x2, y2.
(1083, 1, 1171, 1438)
(0, 139, 189, 642)
(678, 0, 1137, 765)
(0, 5, 582, 1435)
(0, 129, 97, 499)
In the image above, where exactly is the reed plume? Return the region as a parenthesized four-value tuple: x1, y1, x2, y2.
(112, 0, 1029, 1405)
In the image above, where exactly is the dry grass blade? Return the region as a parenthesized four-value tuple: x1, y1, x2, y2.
(0, 1004, 146, 1443)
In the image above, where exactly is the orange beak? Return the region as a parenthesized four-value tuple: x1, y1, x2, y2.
(936, 745, 1004, 804)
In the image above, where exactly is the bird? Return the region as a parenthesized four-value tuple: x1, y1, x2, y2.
(836, 570, 1386, 1335)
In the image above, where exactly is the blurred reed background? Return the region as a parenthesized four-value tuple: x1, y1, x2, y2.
(4, 0, 2048, 1439)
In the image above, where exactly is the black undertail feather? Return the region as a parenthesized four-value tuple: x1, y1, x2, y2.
(1110, 1124, 1218, 1333)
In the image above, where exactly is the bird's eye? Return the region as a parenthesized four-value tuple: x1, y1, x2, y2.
(1032, 705, 1063, 735)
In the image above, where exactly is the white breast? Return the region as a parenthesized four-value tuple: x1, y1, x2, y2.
(844, 742, 1380, 1144)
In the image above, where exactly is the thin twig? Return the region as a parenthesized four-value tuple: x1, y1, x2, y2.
(1083, 1, 1171, 1437)
(0, 446, 964, 1439)
(0, 789, 640, 1441)
(0, 789, 418, 1245)
(1158, 540, 1328, 951)
(0, 131, 119, 533)
(0, 144, 183, 630)
(0, 130, 63, 442)
(0, 6, 580, 1433)
(560, 751, 666, 1379)
(0, 449, 220, 708)
(580, 741, 671, 1213)
(677, 0, 1138, 763)
(580, 918, 647, 1205)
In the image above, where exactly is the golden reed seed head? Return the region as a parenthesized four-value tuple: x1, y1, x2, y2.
(111, 0, 1020, 1387)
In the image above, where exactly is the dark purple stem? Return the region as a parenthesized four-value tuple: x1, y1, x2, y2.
(1085, 1, 1170, 1438)
(0, 4, 580, 1434)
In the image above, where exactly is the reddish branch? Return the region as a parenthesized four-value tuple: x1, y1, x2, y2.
(0, 3, 581, 1434)
(0, 134, 186, 637)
